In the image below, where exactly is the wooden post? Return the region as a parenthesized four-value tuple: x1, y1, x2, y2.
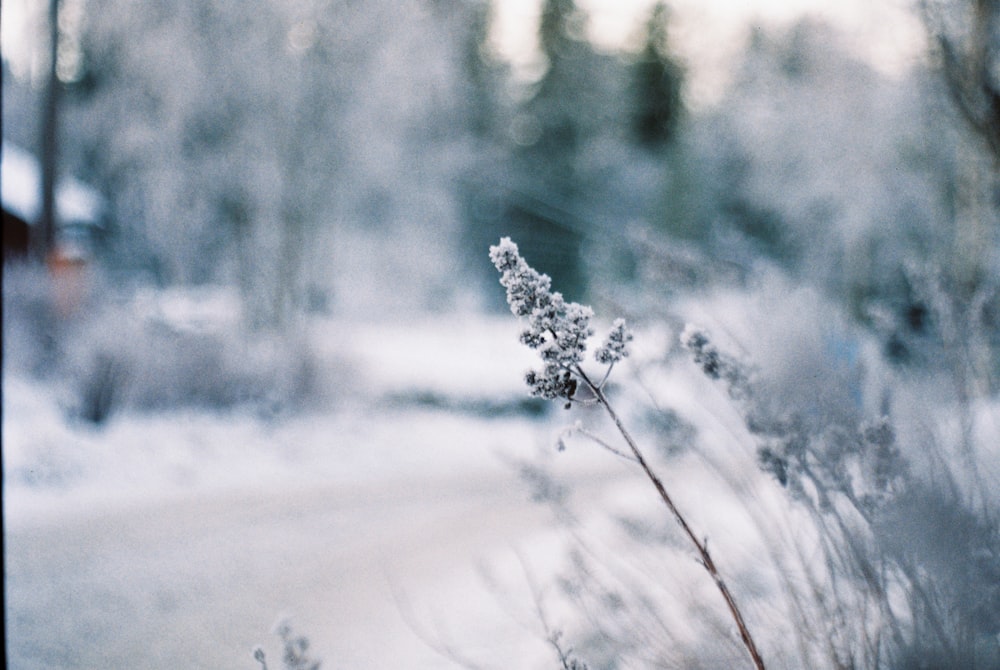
(37, 0, 61, 262)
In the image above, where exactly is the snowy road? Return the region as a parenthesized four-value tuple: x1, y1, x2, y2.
(6, 464, 615, 669)
(2, 315, 630, 669)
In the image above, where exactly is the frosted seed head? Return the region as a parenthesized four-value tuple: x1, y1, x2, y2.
(595, 318, 633, 365)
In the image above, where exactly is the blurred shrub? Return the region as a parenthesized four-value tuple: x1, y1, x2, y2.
(3, 265, 320, 423)
(506, 269, 999, 668)
(72, 304, 318, 423)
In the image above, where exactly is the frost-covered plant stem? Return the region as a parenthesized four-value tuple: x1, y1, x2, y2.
(490, 238, 765, 670)
(580, 369, 765, 670)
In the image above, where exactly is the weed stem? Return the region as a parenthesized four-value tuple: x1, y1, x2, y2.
(576, 366, 767, 670)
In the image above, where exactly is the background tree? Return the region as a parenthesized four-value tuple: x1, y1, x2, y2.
(55, 0, 482, 323)
(484, 0, 643, 303)
(503, 0, 595, 300)
(924, 0, 1000, 162)
(37, 0, 61, 262)
(630, 1, 684, 150)
(919, 0, 1000, 392)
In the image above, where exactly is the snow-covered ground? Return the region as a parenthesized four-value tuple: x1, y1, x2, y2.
(3, 310, 645, 669)
(7, 292, 999, 669)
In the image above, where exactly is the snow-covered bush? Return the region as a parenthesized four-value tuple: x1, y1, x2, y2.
(680, 308, 1000, 669)
(490, 238, 999, 668)
(77, 293, 321, 420)
(2, 266, 321, 422)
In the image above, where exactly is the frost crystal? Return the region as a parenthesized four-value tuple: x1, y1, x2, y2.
(489, 237, 555, 318)
(595, 318, 633, 365)
(491, 238, 632, 402)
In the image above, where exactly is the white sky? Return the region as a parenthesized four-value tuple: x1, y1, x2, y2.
(492, 0, 927, 107)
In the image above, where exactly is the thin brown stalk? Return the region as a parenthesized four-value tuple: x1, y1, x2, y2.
(576, 366, 767, 670)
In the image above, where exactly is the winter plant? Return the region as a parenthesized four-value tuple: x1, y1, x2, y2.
(680, 324, 1000, 668)
(252, 617, 321, 670)
(490, 237, 766, 670)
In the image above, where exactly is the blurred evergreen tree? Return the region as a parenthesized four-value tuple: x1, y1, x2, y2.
(501, 0, 599, 302)
(460, 0, 504, 140)
(455, 0, 517, 307)
(630, 1, 684, 150)
(920, 0, 1000, 390)
(528, 0, 591, 174)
